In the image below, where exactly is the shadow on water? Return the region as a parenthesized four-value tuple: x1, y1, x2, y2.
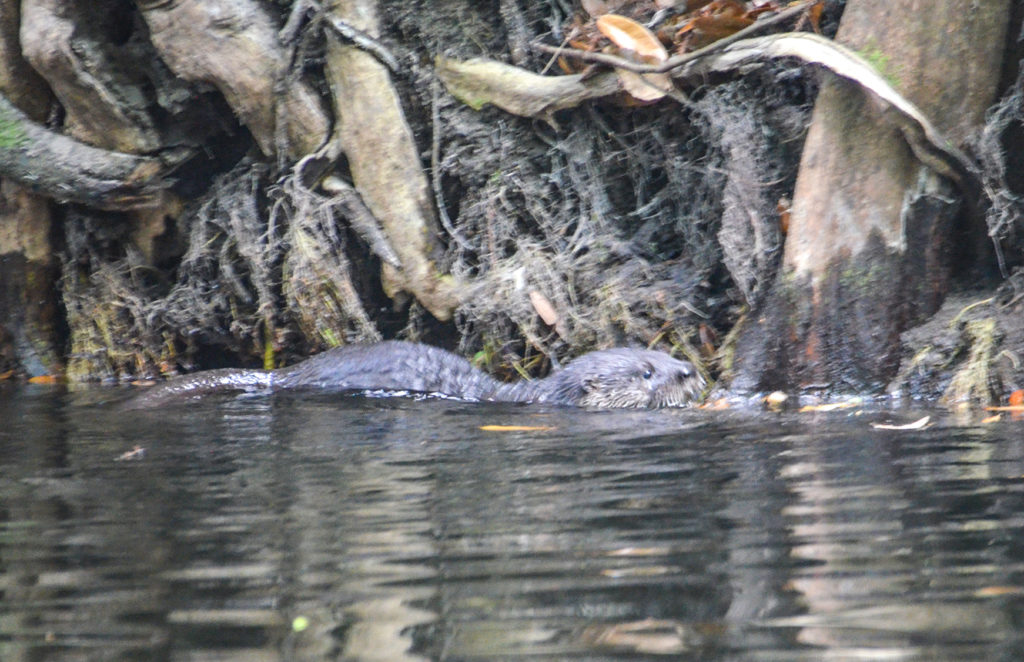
(3, 385, 1024, 660)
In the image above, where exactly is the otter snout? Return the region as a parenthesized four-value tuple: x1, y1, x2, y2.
(654, 357, 705, 408)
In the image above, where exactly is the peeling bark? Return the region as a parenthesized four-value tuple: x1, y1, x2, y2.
(137, 0, 329, 159)
(324, 0, 459, 321)
(730, 0, 1009, 394)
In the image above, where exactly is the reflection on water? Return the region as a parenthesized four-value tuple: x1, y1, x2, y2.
(2, 385, 1024, 660)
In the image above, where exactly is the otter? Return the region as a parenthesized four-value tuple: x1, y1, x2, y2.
(126, 341, 704, 409)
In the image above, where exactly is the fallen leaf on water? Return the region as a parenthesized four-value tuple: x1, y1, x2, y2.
(28, 374, 60, 384)
(602, 566, 672, 578)
(1009, 389, 1024, 406)
(798, 399, 862, 413)
(114, 446, 146, 461)
(0, 369, 14, 380)
(976, 585, 1024, 597)
(479, 424, 557, 432)
(608, 546, 671, 557)
(871, 416, 930, 431)
(981, 414, 1002, 424)
(984, 405, 1024, 412)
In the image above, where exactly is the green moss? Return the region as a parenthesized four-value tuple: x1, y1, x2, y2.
(0, 104, 28, 148)
(263, 333, 276, 371)
(857, 41, 901, 89)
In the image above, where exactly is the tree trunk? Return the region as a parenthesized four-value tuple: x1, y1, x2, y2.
(0, 0, 58, 377)
(729, 0, 1010, 394)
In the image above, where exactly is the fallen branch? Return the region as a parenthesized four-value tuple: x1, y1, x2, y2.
(0, 92, 180, 209)
(526, 29, 980, 199)
(680, 33, 978, 193)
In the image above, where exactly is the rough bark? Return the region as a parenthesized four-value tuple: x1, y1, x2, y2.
(0, 183, 60, 377)
(20, 0, 162, 151)
(137, 0, 329, 159)
(0, 0, 50, 121)
(729, 0, 1010, 394)
(323, 0, 459, 321)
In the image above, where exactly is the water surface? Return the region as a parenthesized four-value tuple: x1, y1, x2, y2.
(2, 385, 1024, 661)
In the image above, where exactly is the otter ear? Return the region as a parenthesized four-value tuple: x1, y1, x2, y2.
(581, 376, 599, 393)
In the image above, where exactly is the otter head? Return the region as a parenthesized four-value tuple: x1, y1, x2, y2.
(547, 348, 705, 409)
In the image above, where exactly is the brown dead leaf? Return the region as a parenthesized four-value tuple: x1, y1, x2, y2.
(529, 289, 568, 338)
(595, 14, 673, 102)
(777, 196, 791, 235)
(529, 290, 559, 326)
(596, 14, 669, 62)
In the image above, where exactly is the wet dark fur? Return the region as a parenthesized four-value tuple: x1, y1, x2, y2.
(127, 341, 704, 409)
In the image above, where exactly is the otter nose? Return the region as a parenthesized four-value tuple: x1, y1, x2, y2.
(674, 364, 693, 382)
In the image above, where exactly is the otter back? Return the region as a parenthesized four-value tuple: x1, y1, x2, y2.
(125, 341, 703, 409)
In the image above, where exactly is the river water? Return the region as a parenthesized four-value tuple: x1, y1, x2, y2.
(2, 385, 1024, 661)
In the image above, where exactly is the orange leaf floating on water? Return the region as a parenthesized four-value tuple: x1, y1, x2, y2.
(0, 369, 14, 381)
(1009, 389, 1024, 406)
(479, 424, 557, 432)
(976, 585, 1024, 598)
(981, 414, 1001, 424)
(984, 405, 1024, 412)
(28, 374, 60, 384)
(595, 14, 673, 102)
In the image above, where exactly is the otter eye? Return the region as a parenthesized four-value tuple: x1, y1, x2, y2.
(642, 367, 653, 380)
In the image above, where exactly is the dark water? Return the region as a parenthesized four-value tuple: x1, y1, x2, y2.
(3, 385, 1024, 661)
